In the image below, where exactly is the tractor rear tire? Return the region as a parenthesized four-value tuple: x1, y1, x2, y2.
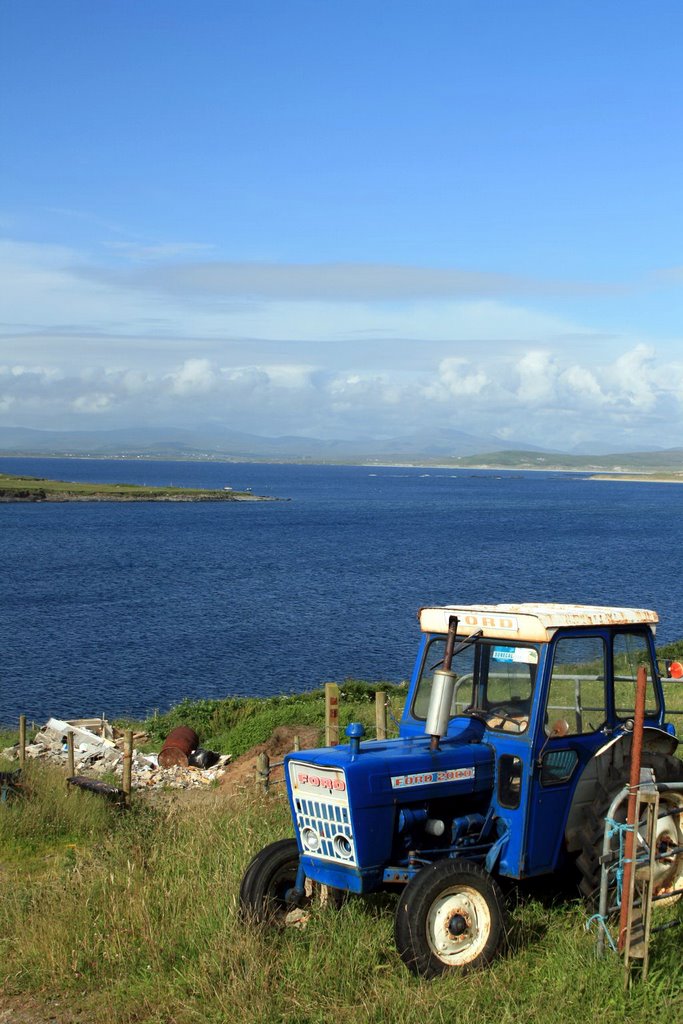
(394, 859, 507, 978)
(239, 838, 343, 925)
(574, 752, 683, 905)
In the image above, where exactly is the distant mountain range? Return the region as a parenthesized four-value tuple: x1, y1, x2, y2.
(0, 425, 681, 472)
(0, 424, 545, 461)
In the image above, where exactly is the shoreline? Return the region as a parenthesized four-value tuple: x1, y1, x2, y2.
(0, 451, 681, 484)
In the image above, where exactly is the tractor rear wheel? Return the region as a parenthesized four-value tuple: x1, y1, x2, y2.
(574, 752, 683, 906)
(394, 859, 507, 978)
(239, 838, 343, 926)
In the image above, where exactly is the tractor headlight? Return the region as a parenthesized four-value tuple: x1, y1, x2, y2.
(301, 827, 321, 852)
(333, 834, 354, 859)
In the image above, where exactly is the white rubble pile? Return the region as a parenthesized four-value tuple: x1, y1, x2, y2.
(2, 717, 231, 792)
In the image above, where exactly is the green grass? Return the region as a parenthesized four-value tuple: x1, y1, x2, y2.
(1, 761, 681, 1024)
(2, 677, 682, 1023)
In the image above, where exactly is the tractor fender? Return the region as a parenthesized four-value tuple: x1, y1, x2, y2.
(564, 727, 679, 853)
(593, 725, 678, 759)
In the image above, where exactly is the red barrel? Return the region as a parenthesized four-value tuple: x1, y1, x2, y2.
(158, 726, 199, 768)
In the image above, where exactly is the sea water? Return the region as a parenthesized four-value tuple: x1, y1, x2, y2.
(1, 457, 681, 724)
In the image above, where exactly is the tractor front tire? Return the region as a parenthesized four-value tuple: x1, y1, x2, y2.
(394, 859, 507, 978)
(239, 838, 343, 926)
(575, 752, 683, 905)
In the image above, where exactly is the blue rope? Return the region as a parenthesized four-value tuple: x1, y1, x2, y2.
(604, 817, 637, 908)
(586, 913, 618, 953)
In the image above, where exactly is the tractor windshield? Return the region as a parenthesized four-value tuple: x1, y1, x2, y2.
(412, 636, 540, 734)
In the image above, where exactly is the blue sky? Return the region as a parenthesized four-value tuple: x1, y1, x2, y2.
(2, 0, 683, 449)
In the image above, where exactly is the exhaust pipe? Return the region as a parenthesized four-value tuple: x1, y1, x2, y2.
(427, 616, 459, 751)
(425, 617, 483, 751)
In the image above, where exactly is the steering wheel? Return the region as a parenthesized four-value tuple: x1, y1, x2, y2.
(487, 706, 527, 734)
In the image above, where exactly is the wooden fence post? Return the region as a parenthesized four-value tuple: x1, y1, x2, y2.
(325, 683, 340, 746)
(67, 732, 75, 778)
(256, 752, 270, 793)
(375, 691, 387, 740)
(293, 734, 301, 751)
(18, 715, 26, 767)
(122, 730, 133, 808)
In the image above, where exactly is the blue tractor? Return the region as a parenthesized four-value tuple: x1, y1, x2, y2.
(240, 604, 683, 977)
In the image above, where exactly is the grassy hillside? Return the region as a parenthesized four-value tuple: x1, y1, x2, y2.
(133, 680, 406, 757)
(0, 761, 680, 1024)
(2, 679, 682, 1023)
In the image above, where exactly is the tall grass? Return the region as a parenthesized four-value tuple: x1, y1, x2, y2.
(1, 762, 681, 1024)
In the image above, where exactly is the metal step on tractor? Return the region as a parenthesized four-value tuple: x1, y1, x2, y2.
(240, 604, 683, 978)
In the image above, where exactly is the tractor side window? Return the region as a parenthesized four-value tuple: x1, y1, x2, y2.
(546, 636, 606, 735)
(613, 632, 659, 719)
(498, 755, 523, 808)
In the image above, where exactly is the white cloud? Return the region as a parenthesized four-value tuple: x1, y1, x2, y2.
(610, 344, 658, 411)
(72, 392, 114, 413)
(515, 351, 558, 405)
(167, 358, 217, 395)
(434, 357, 490, 399)
(561, 364, 606, 405)
(2, 236, 683, 447)
(95, 260, 592, 302)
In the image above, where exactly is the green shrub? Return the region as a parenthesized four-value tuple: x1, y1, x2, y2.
(127, 680, 407, 759)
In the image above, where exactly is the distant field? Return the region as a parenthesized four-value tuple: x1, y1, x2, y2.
(0, 472, 267, 502)
(450, 448, 683, 476)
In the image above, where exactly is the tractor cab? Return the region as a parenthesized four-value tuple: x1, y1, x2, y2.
(399, 604, 673, 878)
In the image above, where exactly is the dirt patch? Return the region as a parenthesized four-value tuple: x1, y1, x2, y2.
(220, 725, 321, 795)
(0, 994, 83, 1024)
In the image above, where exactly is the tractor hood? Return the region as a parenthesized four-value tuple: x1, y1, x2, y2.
(284, 727, 495, 892)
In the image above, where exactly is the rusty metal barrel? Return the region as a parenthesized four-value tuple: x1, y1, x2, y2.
(158, 726, 199, 768)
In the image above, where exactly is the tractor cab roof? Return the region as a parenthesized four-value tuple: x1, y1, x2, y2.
(419, 603, 659, 643)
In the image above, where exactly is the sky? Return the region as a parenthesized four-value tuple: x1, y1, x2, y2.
(2, 0, 683, 451)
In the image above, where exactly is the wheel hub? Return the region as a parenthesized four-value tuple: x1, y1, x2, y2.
(426, 886, 492, 964)
(448, 913, 468, 937)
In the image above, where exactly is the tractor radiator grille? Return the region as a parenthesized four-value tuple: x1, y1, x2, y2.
(288, 761, 357, 866)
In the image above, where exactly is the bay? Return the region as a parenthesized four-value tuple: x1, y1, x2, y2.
(1, 456, 681, 725)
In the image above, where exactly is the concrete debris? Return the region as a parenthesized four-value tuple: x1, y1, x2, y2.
(2, 716, 231, 792)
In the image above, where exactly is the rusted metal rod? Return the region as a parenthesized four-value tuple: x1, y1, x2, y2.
(443, 616, 459, 671)
(618, 665, 648, 952)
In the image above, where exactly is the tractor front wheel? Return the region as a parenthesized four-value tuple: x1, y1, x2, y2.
(239, 838, 343, 926)
(394, 859, 507, 978)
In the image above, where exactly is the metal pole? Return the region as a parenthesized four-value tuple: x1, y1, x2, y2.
(375, 691, 387, 740)
(18, 715, 26, 767)
(67, 732, 75, 778)
(122, 730, 133, 808)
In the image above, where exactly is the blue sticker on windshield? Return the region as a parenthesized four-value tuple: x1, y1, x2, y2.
(492, 647, 515, 662)
(492, 646, 538, 664)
